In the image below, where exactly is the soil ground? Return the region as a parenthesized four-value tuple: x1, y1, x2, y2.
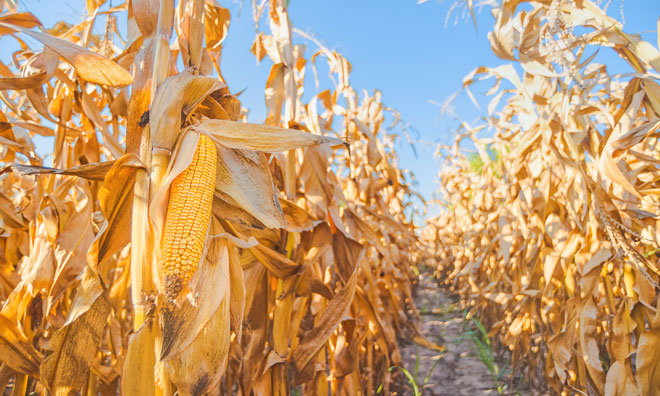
(397, 272, 508, 396)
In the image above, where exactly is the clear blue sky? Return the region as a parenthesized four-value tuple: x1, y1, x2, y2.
(6, 0, 660, 219)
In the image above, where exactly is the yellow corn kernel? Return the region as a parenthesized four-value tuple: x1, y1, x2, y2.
(161, 134, 216, 300)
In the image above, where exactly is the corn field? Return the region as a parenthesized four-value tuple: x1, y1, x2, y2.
(0, 0, 423, 394)
(426, 0, 660, 395)
(1, 0, 660, 395)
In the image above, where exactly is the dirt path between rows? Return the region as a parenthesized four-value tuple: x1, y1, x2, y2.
(397, 272, 502, 396)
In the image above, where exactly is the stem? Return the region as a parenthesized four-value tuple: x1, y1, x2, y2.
(130, 0, 174, 331)
(10, 374, 28, 396)
(274, 4, 298, 199)
(130, 166, 150, 330)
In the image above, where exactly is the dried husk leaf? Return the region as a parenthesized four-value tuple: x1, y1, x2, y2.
(214, 146, 287, 229)
(196, 119, 344, 152)
(159, 230, 230, 361)
(150, 71, 224, 151)
(165, 276, 231, 396)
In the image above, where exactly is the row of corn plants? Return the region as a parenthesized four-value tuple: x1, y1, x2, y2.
(0, 0, 423, 394)
(426, 0, 660, 395)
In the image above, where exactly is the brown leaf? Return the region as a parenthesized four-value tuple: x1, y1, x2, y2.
(177, 0, 205, 69)
(165, 283, 231, 396)
(0, 12, 41, 36)
(40, 269, 111, 396)
(293, 269, 358, 372)
(204, 2, 230, 54)
(280, 197, 320, 232)
(265, 63, 285, 125)
(250, 242, 299, 279)
(332, 231, 364, 283)
(212, 196, 265, 229)
(96, 154, 145, 272)
(605, 361, 638, 396)
(0, 47, 58, 90)
(228, 241, 245, 340)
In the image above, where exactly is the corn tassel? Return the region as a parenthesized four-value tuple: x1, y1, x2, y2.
(161, 134, 217, 299)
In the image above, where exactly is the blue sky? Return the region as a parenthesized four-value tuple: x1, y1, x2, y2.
(6, 0, 660, 219)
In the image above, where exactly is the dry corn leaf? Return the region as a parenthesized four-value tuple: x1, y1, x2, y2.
(214, 146, 287, 229)
(197, 119, 344, 152)
(95, 154, 144, 269)
(212, 197, 266, 229)
(0, 47, 57, 90)
(166, 277, 231, 396)
(227, 241, 245, 340)
(293, 268, 358, 373)
(39, 269, 111, 396)
(0, 160, 116, 181)
(204, 1, 229, 56)
(0, 313, 42, 376)
(177, 0, 205, 69)
(0, 22, 132, 86)
(0, 12, 41, 35)
(604, 361, 638, 396)
(636, 328, 660, 396)
(151, 71, 225, 151)
(279, 197, 320, 232)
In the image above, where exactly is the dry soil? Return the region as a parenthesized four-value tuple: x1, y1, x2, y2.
(398, 273, 508, 396)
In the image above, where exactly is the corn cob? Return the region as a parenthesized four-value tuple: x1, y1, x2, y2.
(161, 134, 217, 300)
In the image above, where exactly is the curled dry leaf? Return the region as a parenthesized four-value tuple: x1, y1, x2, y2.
(150, 71, 225, 151)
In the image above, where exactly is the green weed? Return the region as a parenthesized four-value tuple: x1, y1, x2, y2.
(458, 312, 510, 394)
(377, 347, 442, 396)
